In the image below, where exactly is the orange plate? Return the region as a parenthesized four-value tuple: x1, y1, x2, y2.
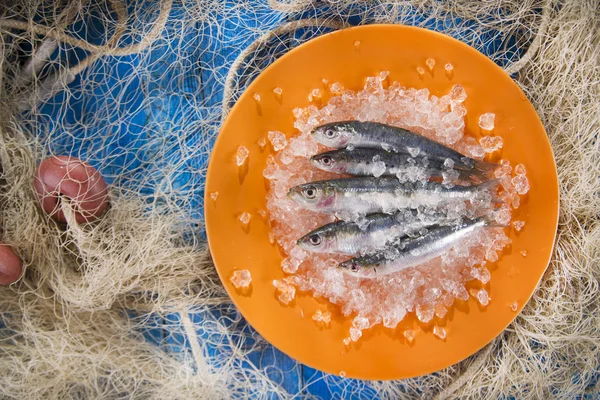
(205, 25, 559, 380)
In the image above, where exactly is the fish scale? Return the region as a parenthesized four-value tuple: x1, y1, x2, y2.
(296, 209, 456, 255)
(287, 176, 499, 215)
(310, 148, 484, 182)
(338, 217, 498, 278)
(311, 120, 498, 173)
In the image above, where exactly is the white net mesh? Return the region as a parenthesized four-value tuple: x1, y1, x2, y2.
(0, 0, 598, 398)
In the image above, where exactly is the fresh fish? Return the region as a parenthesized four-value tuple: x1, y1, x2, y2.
(338, 217, 501, 278)
(311, 120, 497, 173)
(296, 209, 455, 255)
(287, 176, 500, 215)
(310, 148, 485, 182)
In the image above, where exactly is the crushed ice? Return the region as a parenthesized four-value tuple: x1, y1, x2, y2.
(262, 73, 529, 340)
(230, 270, 252, 288)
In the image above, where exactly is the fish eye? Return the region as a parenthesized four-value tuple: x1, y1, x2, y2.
(303, 186, 317, 199)
(324, 129, 336, 139)
(321, 156, 332, 165)
(350, 263, 359, 272)
(309, 234, 322, 245)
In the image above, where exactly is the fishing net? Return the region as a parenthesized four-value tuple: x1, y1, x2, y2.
(0, 0, 598, 398)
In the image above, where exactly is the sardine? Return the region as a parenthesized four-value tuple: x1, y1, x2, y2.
(296, 209, 455, 255)
(338, 217, 501, 278)
(287, 176, 500, 215)
(310, 148, 485, 182)
(311, 121, 497, 173)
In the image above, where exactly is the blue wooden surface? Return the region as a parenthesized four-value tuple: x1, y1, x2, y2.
(29, 1, 585, 398)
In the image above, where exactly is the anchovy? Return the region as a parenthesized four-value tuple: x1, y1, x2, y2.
(311, 120, 497, 173)
(296, 209, 455, 255)
(287, 176, 500, 215)
(310, 148, 485, 182)
(338, 217, 500, 278)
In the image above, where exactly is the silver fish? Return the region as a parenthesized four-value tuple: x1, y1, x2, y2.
(310, 148, 484, 182)
(296, 209, 455, 255)
(287, 177, 500, 215)
(338, 217, 500, 278)
(311, 121, 497, 173)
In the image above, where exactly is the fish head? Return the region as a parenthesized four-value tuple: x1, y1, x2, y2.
(338, 258, 376, 278)
(310, 151, 348, 173)
(296, 226, 338, 253)
(287, 182, 336, 211)
(311, 123, 354, 148)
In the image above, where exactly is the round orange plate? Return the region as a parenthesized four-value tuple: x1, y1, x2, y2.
(205, 25, 559, 380)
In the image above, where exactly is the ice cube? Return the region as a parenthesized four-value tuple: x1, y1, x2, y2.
(354, 40, 360, 49)
(478, 113, 495, 130)
(469, 145, 486, 159)
(230, 270, 252, 288)
(339, 371, 347, 378)
(485, 249, 499, 262)
(236, 146, 249, 166)
(510, 301, 518, 312)
(343, 337, 351, 346)
(521, 250, 527, 257)
(408, 147, 420, 157)
(372, 161, 386, 177)
(476, 289, 490, 306)
(473, 267, 491, 284)
(312, 310, 332, 324)
(258, 209, 267, 218)
(416, 304, 434, 323)
(352, 316, 370, 330)
(512, 175, 530, 195)
(444, 158, 455, 169)
(403, 329, 415, 342)
(444, 63, 454, 72)
(281, 257, 300, 274)
(434, 303, 448, 319)
(210, 192, 218, 201)
(273, 87, 283, 95)
(379, 71, 390, 81)
(433, 326, 447, 339)
(273, 279, 296, 305)
(425, 57, 436, 70)
(253, 93, 261, 101)
(349, 327, 363, 342)
(383, 308, 406, 329)
(330, 82, 344, 95)
(449, 84, 467, 103)
(495, 208, 512, 226)
(364, 76, 382, 93)
(495, 164, 512, 178)
(258, 137, 267, 149)
(513, 220, 525, 231)
(308, 88, 322, 102)
(268, 131, 288, 151)
(479, 136, 503, 153)
(239, 212, 251, 226)
(416, 66, 425, 76)
(515, 164, 526, 175)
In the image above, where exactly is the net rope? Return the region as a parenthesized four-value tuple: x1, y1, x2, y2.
(0, 0, 598, 398)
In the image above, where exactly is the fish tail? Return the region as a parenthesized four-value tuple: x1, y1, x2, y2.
(476, 178, 505, 205)
(457, 169, 487, 184)
(472, 159, 500, 175)
(481, 214, 510, 228)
